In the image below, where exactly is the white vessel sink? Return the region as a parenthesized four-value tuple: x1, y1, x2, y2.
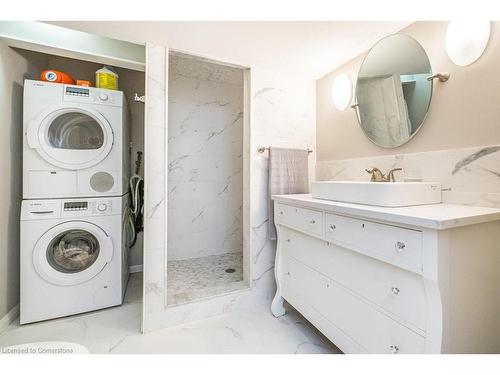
(311, 181, 442, 207)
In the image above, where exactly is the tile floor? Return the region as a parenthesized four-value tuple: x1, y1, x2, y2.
(0, 273, 342, 354)
(167, 252, 246, 305)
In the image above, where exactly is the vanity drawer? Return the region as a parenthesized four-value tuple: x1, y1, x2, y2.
(275, 202, 323, 236)
(280, 227, 426, 331)
(325, 213, 423, 273)
(281, 255, 425, 354)
(323, 281, 426, 354)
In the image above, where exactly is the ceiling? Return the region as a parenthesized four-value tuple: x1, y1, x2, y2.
(49, 21, 413, 80)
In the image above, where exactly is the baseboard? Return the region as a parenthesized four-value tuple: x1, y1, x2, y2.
(129, 264, 143, 274)
(0, 305, 19, 334)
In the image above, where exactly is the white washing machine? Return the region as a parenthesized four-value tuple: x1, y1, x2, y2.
(20, 195, 130, 324)
(23, 80, 130, 199)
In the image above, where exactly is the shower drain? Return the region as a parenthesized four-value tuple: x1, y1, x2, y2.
(225, 268, 236, 273)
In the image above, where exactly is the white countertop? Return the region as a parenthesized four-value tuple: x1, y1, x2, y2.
(272, 194, 500, 230)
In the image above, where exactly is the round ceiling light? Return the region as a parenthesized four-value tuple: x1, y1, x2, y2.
(445, 21, 491, 66)
(331, 73, 352, 111)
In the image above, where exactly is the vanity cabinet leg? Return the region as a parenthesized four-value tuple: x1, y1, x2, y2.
(271, 294, 286, 317)
(271, 225, 286, 317)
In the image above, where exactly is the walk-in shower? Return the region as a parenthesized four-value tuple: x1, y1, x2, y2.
(166, 52, 245, 305)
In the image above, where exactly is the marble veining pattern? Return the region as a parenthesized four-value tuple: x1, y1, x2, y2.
(316, 144, 500, 208)
(0, 274, 341, 354)
(167, 253, 245, 305)
(249, 67, 316, 305)
(169, 54, 243, 86)
(168, 54, 244, 261)
(143, 43, 168, 328)
(143, 58, 316, 331)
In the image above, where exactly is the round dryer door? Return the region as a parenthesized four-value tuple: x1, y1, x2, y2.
(27, 106, 114, 170)
(33, 221, 113, 286)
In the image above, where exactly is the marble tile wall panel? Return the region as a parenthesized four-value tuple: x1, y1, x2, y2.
(142, 43, 168, 331)
(316, 144, 500, 208)
(167, 55, 244, 260)
(249, 67, 316, 302)
(143, 63, 316, 331)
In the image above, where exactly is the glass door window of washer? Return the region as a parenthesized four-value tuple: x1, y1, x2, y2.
(33, 221, 113, 286)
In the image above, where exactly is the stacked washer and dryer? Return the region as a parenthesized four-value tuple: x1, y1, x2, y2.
(20, 80, 131, 324)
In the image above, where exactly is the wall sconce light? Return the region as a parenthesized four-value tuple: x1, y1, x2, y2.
(445, 21, 491, 66)
(331, 73, 352, 111)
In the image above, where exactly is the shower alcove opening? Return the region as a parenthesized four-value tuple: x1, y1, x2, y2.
(166, 51, 249, 306)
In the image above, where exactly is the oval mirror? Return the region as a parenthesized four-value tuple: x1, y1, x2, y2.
(355, 34, 432, 148)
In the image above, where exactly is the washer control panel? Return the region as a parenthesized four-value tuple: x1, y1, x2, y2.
(61, 199, 114, 217)
(21, 196, 123, 220)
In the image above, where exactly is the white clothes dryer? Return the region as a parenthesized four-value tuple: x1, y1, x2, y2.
(23, 80, 130, 199)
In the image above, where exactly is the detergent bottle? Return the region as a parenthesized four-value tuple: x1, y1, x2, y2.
(95, 66, 118, 90)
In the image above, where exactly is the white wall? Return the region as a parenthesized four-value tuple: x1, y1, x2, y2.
(316, 21, 500, 161)
(315, 21, 500, 210)
(0, 41, 42, 321)
(168, 54, 243, 261)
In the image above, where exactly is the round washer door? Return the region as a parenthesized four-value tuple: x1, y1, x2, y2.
(33, 221, 113, 286)
(27, 106, 114, 170)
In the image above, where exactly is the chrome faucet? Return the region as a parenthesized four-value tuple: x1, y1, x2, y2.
(365, 167, 402, 182)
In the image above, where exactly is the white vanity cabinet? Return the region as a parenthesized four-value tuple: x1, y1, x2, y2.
(271, 194, 500, 354)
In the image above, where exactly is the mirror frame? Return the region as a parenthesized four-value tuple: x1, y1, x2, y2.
(354, 33, 433, 149)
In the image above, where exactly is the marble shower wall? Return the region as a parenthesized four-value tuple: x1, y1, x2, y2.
(316, 144, 500, 208)
(143, 62, 316, 331)
(249, 67, 316, 301)
(143, 43, 168, 331)
(167, 55, 244, 261)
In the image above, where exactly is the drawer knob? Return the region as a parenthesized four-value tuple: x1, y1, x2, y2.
(389, 345, 400, 354)
(391, 287, 400, 296)
(309, 219, 316, 224)
(329, 224, 336, 230)
(279, 211, 284, 215)
(395, 241, 406, 252)
(285, 238, 291, 243)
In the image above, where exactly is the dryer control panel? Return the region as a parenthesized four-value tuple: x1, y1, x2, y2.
(23, 80, 123, 108)
(64, 85, 121, 106)
(65, 86, 90, 97)
(63, 201, 88, 211)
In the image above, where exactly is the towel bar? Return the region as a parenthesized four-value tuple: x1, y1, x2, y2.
(257, 146, 313, 154)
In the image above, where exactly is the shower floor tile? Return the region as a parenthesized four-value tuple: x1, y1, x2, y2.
(167, 252, 246, 305)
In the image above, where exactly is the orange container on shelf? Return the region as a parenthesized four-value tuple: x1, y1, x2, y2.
(40, 70, 75, 85)
(76, 80, 93, 87)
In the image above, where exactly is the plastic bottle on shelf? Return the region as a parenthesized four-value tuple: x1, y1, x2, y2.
(95, 66, 118, 90)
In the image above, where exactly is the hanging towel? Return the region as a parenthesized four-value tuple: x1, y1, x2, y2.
(268, 147, 309, 240)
